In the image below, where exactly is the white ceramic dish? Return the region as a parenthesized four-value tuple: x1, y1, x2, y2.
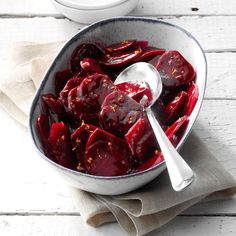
(57, 0, 128, 10)
(29, 17, 207, 195)
(51, 0, 139, 24)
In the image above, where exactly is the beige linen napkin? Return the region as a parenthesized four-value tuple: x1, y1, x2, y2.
(0, 42, 236, 236)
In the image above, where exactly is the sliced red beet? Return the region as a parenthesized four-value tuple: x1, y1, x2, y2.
(125, 118, 158, 162)
(80, 58, 105, 75)
(37, 114, 50, 141)
(59, 77, 84, 108)
(49, 122, 76, 169)
(116, 81, 153, 107)
(165, 115, 188, 147)
(55, 69, 73, 96)
(136, 150, 164, 172)
(155, 50, 196, 88)
(106, 40, 136, 53)
(135, 47, 165, 62)
(101, 46, 142, 67)
(84, 128, 131, 176)
(135, 40, 148, 48)
(71, 43, 104, 73)
(99, 91, 144, 136)
(36, 114, 57, 162)
(71, 124, 96, 172)
(68, 73, 117, 123)
(183, 82, 199, 116)
(42, 94, 67, 120)
(164, 91, 189, 125)
(136, 116, 188, 172)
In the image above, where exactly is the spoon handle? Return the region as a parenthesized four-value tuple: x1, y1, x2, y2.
(145, 107, 194, 191)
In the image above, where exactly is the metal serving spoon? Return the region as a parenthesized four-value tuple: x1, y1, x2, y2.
(115, 62, 194, 191)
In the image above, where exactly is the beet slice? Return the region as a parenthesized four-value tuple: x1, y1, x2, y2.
(136, 150, 164, 172)
(80, 58, 105, 75)
(106, 40, 136, 53)
(165, 115, 188, 147)
(49, 122, 76, 169)
(99, 91, 144, 136)
(135, 115, 188, 172)
(71, 124, 96, 172)
(42, 94, 67, 121)
(117, 81, 153, 107)
(59, 77, 84, 108)
(125, 118, 158, 162)
(68, 73, 117, 124)
(134, 46, 165, 62)
(135, 40, 148, 48)
(84, 128, 131, 176)
(71, 43, 104, 73)
(55, 69, 73, 96)
(183, 82, 199, 116)
(101, 46, 142, 67)
(36, 114, 57, 162)
(164, 91, 189, 125)
(155, 50, 196, 88)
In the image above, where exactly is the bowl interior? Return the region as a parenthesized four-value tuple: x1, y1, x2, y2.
(29, 17, 207, 193)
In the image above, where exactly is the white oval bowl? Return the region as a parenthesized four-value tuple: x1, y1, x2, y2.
(29, 17, 207, 195)
(51, 0, 139, 24)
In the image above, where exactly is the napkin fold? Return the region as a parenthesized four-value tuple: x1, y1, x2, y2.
(0, 42, 235, 236)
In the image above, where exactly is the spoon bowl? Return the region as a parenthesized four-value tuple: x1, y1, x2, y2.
(115, 62, 194, 191)
(115, 62, 163, 106)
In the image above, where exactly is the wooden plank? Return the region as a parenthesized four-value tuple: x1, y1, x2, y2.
(1, 16, 236, 54)
(1, 215, 236, 236)
(1, 0, 236, 16)
(0, 100, 235, 215)
(206, 53, 236, 99)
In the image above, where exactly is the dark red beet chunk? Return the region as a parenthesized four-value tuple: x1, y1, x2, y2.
(156, 50, 196, 88)
(49, 122, 76, 169)
(106, 40, 136, 53)
(136, 150, 164, 172)
(135, 46, 165, 62)
(71, 124, 96, 172)
(99, 91, 144, 136)
(164, 91, 189, 125)
(84, 128, 131, 176)
(80, 58, 105, 75)
(183, 82, 199, 116)
(36, 114, 57, 162)
(136, 115, 188, 172)
(165, 115, 188, 147)
(55, 69, 73, 96)
(59, 77, 84, 108)
(71, 43, 104, 73)
(125, 118, 158, 162)
(37, 114, 50, 141)
(42, 94, 67, 121)
(135, 40, 148, 48)
(68, 73, 117, 123)
(101, 46, 142, 67)
(117, 81, 152, 107)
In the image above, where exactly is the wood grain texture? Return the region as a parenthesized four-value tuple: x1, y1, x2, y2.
(1, 0, 236, 16)
(1, 216, 236, 236)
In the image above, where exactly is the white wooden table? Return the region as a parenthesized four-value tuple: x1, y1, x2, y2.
(0, 1, 236, 235)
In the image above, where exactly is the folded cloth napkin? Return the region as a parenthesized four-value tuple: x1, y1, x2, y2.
(0, 42, 236, 236)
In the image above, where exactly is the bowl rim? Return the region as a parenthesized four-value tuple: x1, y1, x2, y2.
(55, 0, 130, 10)
(29, 16, 207, 180)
